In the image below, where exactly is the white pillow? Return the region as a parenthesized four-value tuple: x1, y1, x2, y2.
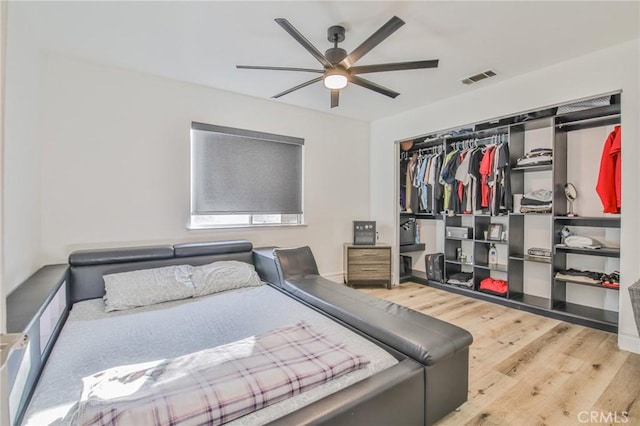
(103, 265, 195, 312)
(190, 260, 262, 297)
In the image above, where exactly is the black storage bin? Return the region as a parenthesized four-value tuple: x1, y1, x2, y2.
(400, 218, 416, 245)
(445, 226, 472, 239)
(425, 253, 445, 283)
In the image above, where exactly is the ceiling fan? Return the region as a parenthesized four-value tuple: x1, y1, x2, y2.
(237, 16, 439, 108)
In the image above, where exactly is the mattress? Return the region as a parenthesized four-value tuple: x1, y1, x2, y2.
(23, 284, 398, 425)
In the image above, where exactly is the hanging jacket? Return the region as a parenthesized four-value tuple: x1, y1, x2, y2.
(439, 150, 459, 211)
(596, 125, 621, 213)
(468, 149, 484, 211)
(430, 153, 444, 213)
(455, 149, 473, 213)
(493, 143, 511, 214)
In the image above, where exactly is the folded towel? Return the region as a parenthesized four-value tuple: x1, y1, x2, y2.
(564, 235, 601, 249)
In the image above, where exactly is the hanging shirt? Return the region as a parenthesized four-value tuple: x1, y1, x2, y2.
(405, 153, 419, 213)
(479, 146, 496, 208)
(416, 156, 429, 212)
(455, 150, 473, 213)
(596, 125, 621, 213)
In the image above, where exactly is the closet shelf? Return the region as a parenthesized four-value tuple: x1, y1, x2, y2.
(511, 164, 553, 172)
(555, 103, 621, 125)
(399, 243, 425, 253)
(554, 245, 620, 258)
(552, 302, 618, 327)
(509, 293, 551, 309)
(553, 216, 620, 227)
(415, 213, 443, 220)
(553, 277, 619, 291)
(475, 239, 508, 245)
(401, 212, 443, 220)
(475, 263, 508, 272)
(509, 255, 551, 264)
(446, 259, 474, 266)
(445, 236, 473, 241)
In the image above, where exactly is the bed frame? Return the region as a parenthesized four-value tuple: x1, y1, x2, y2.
(7, 240, 472, 425)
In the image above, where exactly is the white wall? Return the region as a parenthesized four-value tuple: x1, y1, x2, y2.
(371, 39, 640, 353)
(38, 54, 370, 279)
(0, 0, 7, 334)
(2, 4, 42, 294)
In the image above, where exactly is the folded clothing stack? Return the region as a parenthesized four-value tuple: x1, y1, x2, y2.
(516, 148, 552, 167)
(554, 269, 619, 288)
(564, 235, 602, 249)
(555, 268, 602, 284)
(479, 277, 508, 295)
(447, 272, 473, 288)
(520, 189, 552, 213)
(527, 247, 551, 261)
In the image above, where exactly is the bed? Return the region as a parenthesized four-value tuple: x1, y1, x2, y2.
(11, 240, 472, 425)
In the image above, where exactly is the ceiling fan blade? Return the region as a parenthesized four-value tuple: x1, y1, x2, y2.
(350, 76, 400, 99)
(339, 16, 405, 69)
(275, 18, 333, 68)
(331, 90, 339, 108)
(237, 65, 324, 73)
(350, 59, 439, 74)
(272, 76, 323, 99)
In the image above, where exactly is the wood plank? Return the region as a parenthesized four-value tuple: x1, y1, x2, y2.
(467, 354, 583, 425)
(493, 322, 583, 379)
(540, 333, 629, 425)
(590, 349, 640, 424)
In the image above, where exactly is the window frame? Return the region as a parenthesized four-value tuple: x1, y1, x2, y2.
(188, 122, 305, 230)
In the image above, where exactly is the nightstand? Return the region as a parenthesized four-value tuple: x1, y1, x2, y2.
(343, 243, 391, 289)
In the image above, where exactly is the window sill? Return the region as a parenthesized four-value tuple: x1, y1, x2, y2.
(187, 223, 307, 231)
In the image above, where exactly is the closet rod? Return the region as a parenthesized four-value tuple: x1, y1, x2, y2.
(556, 113, 621, 129)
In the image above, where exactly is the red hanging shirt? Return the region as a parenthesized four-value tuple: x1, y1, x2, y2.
(596, 125, 621, 213)
(479, 146, 495, 208)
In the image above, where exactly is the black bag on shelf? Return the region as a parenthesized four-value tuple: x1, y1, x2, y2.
(425, 253, 444, 283)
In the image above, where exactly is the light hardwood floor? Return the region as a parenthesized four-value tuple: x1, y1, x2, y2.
(360, 282, 640, 426)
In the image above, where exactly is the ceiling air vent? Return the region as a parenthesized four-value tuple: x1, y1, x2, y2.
(461, 69, 497, 85)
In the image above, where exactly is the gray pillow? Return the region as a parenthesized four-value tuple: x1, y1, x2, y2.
(103, 265, 195, 312)
(191, 261, 262, 297)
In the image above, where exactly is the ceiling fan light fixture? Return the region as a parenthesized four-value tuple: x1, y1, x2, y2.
(323, 69, 348, 89)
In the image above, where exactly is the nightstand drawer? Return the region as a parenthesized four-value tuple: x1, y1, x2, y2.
(348, 264, 390, 279)
(348, 249, 390, 264)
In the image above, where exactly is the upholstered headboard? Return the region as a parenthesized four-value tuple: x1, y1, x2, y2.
(68, 240, 254, 304)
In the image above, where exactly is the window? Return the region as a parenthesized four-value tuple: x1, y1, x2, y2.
(190, 122, 304, 228)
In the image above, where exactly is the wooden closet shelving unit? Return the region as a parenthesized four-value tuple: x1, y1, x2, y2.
(399, 93, 621, 332)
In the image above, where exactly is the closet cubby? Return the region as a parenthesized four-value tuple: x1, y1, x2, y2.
(399, 92, 621, 332)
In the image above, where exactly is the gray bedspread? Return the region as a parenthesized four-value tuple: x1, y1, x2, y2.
(23, 285, 397, 425)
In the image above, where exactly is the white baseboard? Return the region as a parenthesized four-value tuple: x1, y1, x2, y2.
(323, 272, 345, 284)
(618, 333, 640, 354)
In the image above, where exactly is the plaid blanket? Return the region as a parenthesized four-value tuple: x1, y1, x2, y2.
(74, 321, 369, 425)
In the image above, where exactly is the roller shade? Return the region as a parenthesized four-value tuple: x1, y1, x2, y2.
(191, 122, 303, 215)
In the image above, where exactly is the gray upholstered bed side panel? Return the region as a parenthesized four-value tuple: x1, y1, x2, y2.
(173, 240, 253, 257)
(68, 245, 175, 266)
(68, 240, 254, 304)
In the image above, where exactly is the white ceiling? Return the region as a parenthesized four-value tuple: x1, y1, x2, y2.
(12, 1, 640, 121)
